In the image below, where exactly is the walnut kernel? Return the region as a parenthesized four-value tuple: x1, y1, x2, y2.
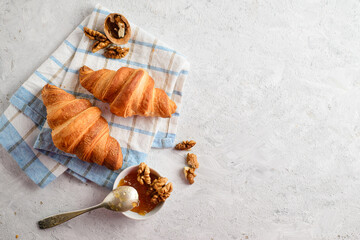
(148, 177, 173, 204)
(187, 153, 199, 169)
(175, 140, 196, 150)
(150, 182, 173, 204)
(115, 16, 125, 38)
(104, 46, 129, 59)
(184, 167, 196, 184)
(137, 162, 151, 185)
(83, 27, 107, 41)
(92, 40, 111, 53)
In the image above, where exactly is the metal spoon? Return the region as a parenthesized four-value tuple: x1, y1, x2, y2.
(38, 186, 139, 229)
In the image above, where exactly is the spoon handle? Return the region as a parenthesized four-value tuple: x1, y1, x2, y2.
(38, 203, 104, 229)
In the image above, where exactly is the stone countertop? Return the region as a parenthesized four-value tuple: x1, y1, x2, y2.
(1, 0, 360, 239)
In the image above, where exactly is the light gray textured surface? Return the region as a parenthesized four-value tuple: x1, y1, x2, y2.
(1, 0, 360, 239)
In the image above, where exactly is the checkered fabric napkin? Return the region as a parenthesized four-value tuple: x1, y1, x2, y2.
(0, 4, 190, 188)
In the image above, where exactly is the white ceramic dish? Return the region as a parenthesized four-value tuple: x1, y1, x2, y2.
(113, 164, 164, 220)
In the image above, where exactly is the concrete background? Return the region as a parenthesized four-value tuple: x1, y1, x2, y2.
(2, 0, 360, 239)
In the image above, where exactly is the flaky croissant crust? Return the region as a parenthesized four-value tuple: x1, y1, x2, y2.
(42, 84, 123, 170)
(79, 65, 177, 118)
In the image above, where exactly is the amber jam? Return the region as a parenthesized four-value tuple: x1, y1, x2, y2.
(118, 168, 159, 215)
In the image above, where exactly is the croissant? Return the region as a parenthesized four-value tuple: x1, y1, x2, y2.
(41, 84, 123, 170)
(79, 65, 177, 118)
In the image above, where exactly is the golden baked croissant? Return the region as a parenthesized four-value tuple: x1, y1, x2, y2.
(79, 65, 177, 118)
(41, 84, 123, 170)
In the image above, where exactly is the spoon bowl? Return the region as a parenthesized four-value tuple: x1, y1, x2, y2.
(103, 186, 139, 212)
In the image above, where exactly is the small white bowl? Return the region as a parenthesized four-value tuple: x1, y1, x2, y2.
(113, 164, 164, 220)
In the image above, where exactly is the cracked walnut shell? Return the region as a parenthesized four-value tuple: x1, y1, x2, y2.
(104, 13, 131, 45)
(187, 153, 199, 169)
(175, 140, 196, 150)
(184, 167, 196, 184)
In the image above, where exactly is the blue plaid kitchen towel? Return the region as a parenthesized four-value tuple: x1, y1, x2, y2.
(0, 4, 190, 188)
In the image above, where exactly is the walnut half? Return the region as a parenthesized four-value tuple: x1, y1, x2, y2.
(175, 140, 196, 150)
(184, 167, 196, 184)
(104, 46, 129, 59)
(187, 153, 199, 169)
(92, 40, 111, 53)
(149, 177, 173, 204)
(84, 27, 107, 41)
(151, 182, 173, 204)
(137, 162, 151, 185)
(151, 177, 168, 190)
